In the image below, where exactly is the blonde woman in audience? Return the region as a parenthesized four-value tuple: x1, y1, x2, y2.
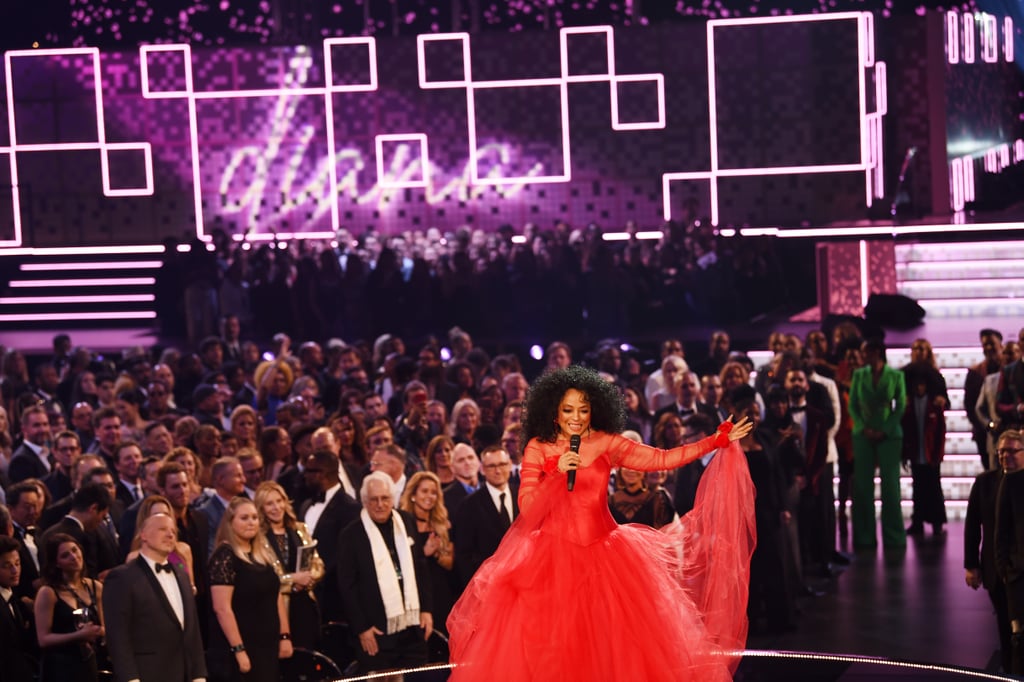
(449, 398, 481, 445)
(399, 471, 455, 635)
(209, 497, 292, 680)
(254, 481, 323, 650)
(231, 405, 260, 451)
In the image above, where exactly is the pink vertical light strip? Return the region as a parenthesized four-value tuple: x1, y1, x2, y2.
(962, 155, 975, 202)
(949, 158, 964, 210)
(982, 14, 998, 63)
(706, 22, 721, 227)
(859, 240, 869, 309)
(947, 12, 960, 64)
(1006, 17, 1015, 62)
(963, 14, 976, 63)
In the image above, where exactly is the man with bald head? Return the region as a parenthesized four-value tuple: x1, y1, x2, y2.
(442, 443, 481, 516)
(103, 513, 207, 682)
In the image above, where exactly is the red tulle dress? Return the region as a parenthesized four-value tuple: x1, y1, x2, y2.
(447, 430, 756, 681)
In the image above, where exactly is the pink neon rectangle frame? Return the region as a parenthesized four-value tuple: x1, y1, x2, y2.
(375, 134, 430, 189)
(663, 12, 881, 225)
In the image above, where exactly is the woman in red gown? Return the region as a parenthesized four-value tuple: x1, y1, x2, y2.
(448, 366, 756, 681)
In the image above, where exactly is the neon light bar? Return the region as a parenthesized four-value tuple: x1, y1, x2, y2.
(963, 154, 975, 202)
(859, 240, 869, 308)
(0, 245, 165, 256)
(903, 278, 1024, 289)
(1006, 17, 1015, 62)
(601, 232, 631, 241)
(510, 235, 527, 244)
(8, 278, 156, 287)
(982, 14, 998, 63)
(635, 231, 664, 240)
(19, 261, 162, 271)
(732, 221, 1024, 239)
(0, 294, 155, 304)
(963, 14, 976, 63)
(0, 311, 157, 321)
(950, 158, 965, 211)
(947, 11, 960, 64)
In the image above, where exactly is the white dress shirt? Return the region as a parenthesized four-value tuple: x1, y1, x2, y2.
(484, 481, 514, 526)
(140, 552, 185, 627)
(305, 482, 341, 535)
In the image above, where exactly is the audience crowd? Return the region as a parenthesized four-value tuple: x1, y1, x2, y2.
(2, 314, 1024, 678)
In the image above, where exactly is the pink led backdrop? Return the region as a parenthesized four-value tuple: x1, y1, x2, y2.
(1, 18, 882, 246)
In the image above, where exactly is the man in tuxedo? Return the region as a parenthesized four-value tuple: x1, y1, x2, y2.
(0, 535, 38, 682)
(220, 314, 243, 364)
(653, 371, 720, 427)
(453, 445, 518, 588)
(8, 406, 53, 483)
(197, 457, 246, 553)
(39, 482, 114, 579)
(442, 443, 480, 516)
(8, 481, 42, 601)
(338, 471, 432, 673)
(103, 513, 207, 682)
(113, 441, 146, 509)
(300, 449, 360, 622)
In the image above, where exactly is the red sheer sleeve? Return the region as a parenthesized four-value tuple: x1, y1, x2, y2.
(518, 438, 557, 515)
(607, 428, 728, 471)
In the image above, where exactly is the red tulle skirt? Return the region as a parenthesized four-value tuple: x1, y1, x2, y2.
(448, 442, 756, 681)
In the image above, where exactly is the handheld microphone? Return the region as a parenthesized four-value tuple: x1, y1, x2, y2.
(567, 434, 581, 492)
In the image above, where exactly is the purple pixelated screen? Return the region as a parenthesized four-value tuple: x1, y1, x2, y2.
(1, 18, 875, 246)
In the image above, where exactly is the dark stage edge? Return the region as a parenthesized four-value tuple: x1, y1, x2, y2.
(322, 652, 1017, 681)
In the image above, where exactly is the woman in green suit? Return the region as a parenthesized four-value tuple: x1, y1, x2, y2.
(848, 338, 907, 549)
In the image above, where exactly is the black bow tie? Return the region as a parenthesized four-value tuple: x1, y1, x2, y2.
(154, 562, 174, 574)
(678, 408, 695, 416)
(313, 491, 327, 504)
(21, 527, 36, 538)
(789, 405, 807, 413)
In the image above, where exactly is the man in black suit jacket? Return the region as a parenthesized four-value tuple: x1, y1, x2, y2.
(39, 483, 114, 580)
(453, 445, 518, 588)
(9, 481, 44, 601)
(967, 431, 1020, 674)
(442, 442, 481, 517)
(995, 430, 1024, 673)
(103, 513, 207, 682)
(0, 536, 38, 682)
(42, 430, 81, 502)
(7, 406, 53, 484)
(338, 471, 432, 673)
(196, 456, 246, 554)
(652, 371, 721, 429)
(299, 449, 361, 622)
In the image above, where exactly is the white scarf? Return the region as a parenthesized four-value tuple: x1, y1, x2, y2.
(360, 509, 420, 634)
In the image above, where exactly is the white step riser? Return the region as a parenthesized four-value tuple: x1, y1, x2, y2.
(914, 300, 1024, 317)
(896, 242, 1024, 262)
(902, 282, 1024, 300)
(898, 263, 1024, 280)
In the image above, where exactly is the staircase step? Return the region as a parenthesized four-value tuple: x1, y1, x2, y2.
(898, 261, 1024, 280)
(901, 279, 1024, 300)
(915, 298, 1024, 318)
(895, 241, 1024, 262)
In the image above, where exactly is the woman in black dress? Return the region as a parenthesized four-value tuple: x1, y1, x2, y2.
(399, 471, 455, 637)
(254, 481, 323, 650)
(209, 497, 293, 682)
(34, 533, 104, 682)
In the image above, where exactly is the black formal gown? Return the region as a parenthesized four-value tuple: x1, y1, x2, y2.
(266, 528, 320, 650)
(208, 544, 281, 682)
(409, 522, 455, 636)
(40, 583, 100, 682)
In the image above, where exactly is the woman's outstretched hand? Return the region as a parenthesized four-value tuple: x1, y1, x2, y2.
(725, 415, 754, 442)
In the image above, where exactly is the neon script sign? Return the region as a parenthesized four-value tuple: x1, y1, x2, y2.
(216, 53, 545, 232)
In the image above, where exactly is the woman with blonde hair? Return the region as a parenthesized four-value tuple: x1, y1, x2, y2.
(449, 398, 480, 445)
(424, 435, 456, 485)
(124, 494, 196, 591)
(231, 405, 260, 451)
(209, 497, 293, 680)
(399, 471, 455, 635)
(253, 481, 323, 650)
